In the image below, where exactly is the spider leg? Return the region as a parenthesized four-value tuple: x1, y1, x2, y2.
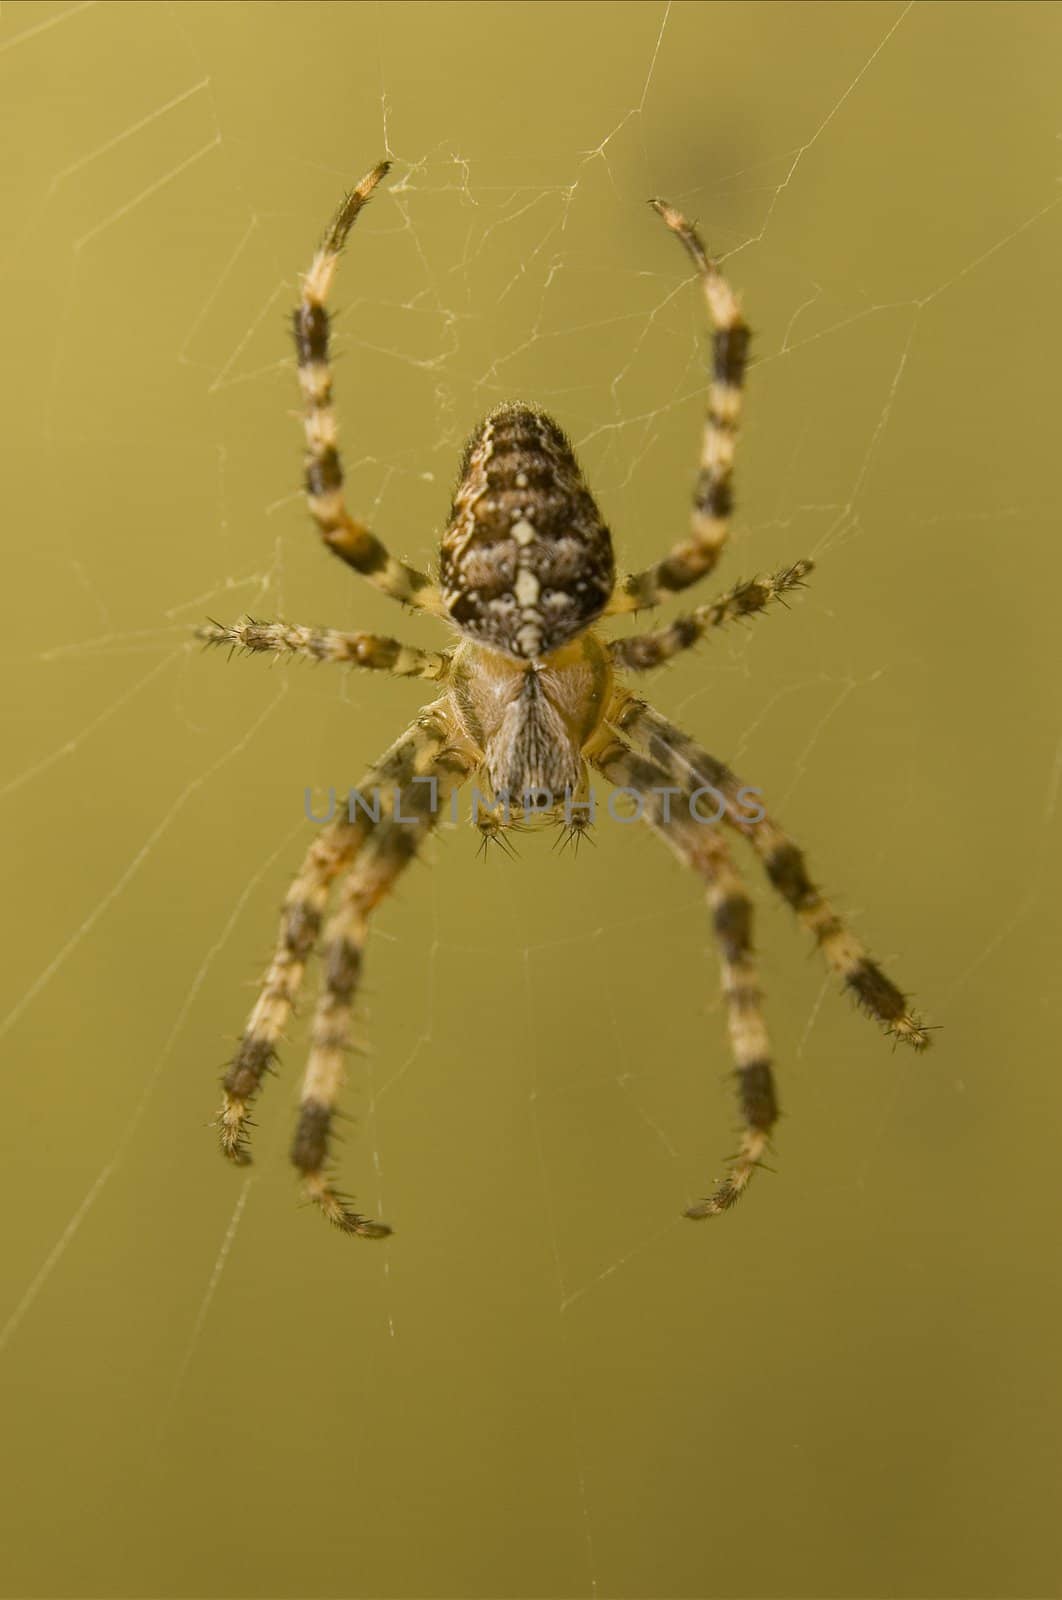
(609, 561, 813, 672)
(293, 728, 476, 1235)
(612, 694, 931, 1050)
(217, 703, 458, 1163)
(589, 728, 776, 1215)
(197, 617, 450, 680)
(607, 201, 749, 616)
(294, 161, 445, 615)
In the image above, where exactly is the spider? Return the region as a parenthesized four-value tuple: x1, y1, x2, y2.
(200, 161, 929, 1237)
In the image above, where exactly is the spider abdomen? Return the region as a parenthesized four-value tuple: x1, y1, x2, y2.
(440, 403, 615, 661)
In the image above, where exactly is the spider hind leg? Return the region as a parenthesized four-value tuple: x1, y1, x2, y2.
(291, 731, 475, 1234)
(614, 697, 931, 1051)
(216, 707, 471, 1231)
(591, 728, 779, 1217)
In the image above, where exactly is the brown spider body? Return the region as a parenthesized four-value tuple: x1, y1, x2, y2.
(201, 161, 930, 1238)
(437, 402, 616, 798)
(448, 630, 614, 801)
(440, 403, 615, 662)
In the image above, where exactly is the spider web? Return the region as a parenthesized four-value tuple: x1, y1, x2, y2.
(2, 4, 1061, 1597)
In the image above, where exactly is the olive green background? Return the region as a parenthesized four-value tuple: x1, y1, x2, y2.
(2, 3, 1060, 1596)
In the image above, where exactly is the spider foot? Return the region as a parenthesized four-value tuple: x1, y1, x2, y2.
(844, 958, 933, 1052)
(218, 1093, 254, 1165)
(684, 1131, 770, 1220)
(648, 198, 713, 274)
(302, 1173, 392, 1239)
(323, 160, 391, 256)
(888, 1013, 933, 1051)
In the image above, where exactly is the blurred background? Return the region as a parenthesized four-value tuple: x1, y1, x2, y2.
(1, 3, 1060, 1595)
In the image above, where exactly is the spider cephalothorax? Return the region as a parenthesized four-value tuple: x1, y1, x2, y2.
(201, 161, 930, 1239)
(440, 402, 617, 799)
(449, 631, 614, 801)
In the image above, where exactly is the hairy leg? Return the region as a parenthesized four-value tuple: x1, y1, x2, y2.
(591, 729, 778, 1214)
(294, 162, 444, 613)
(608, 200, 750, 615)
(609, 561, 812, 672)
(292, 735, 475, 1234)
(217, 703, 458, 1162)
(197, 617, 450, 680)
(611, 695, 930, 1050)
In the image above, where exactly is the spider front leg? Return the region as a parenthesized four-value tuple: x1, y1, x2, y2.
(590, 730, 777, 1214)
(294, 161, 445, 616)
(293, 731, 476, 1235)
(197, 617, 450, 680)
(613, 696, 931, 1051)
(217, 705, 458, 1165)
(608, 201, 749, 616)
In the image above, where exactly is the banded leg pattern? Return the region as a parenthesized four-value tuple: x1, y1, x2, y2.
(758, 825, 929, 1049)
(218, 815, 361, 1165)
(609, 560, 813, 672)
(217, 706, 456, 1164)
(612, 695, 930, 1050)
(591, 733, 778, 1215)
(197, 617, 450, 680)
(292, 739, 474, 1235)
(610, 201, 750, 615)
(294, 161, 442, 613)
